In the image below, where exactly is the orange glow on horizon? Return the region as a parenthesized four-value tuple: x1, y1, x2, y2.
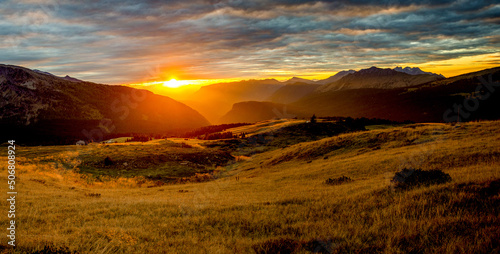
(413, 53, 500, 78)
(162, 79, 185, 88)
(126, 54, 500, 89)
(127, 78, 247, 88)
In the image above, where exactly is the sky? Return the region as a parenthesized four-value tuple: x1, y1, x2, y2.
(1, 0, 499, 85)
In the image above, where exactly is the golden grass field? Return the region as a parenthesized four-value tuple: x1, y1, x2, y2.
(1, 120, 499, 253)
(224, 119, 306, 136)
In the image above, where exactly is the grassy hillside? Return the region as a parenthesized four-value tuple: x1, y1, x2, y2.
(208, 120, 367, 156)
(1, 120, 499, 253)
(14, 139, 234, 182)
(224, 119, 306, 136)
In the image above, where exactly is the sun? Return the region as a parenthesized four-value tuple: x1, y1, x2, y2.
(162, 78, 183, 88)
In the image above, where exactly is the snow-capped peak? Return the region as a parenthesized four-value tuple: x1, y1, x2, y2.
(393, 66, 444, 78)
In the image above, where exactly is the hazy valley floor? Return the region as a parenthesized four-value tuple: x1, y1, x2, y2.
(1, 121, 499, 253)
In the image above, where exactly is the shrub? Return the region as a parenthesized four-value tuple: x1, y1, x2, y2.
(204, 131, 236, 140)
(303, 239, 334, 254)
(325, 176, 353, 185)
(126, 135, 152, 142)
(181, 123, 250, 138)
(253, 238, 303, 254)
(253, 238, 336, 254)
(104, 156, 114, 166)
(6, 244, 78, 254)
(391, 168, 451, 190)
(180, 142, 193, 148)
(84, 192, 101, 198)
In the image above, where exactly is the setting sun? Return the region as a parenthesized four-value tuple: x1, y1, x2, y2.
(163, 79, 183, 88)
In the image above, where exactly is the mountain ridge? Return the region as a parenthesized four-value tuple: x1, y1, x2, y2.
(219, 101, 303, 124)
(316, 70, 356, 85)
(316, 66, 444, 92)
(394, 66, 444, 78)
(283, 77, 316, 85)
(0, 64, 210, 144)
(267, 82, 322, 104)
(183, 79, 285, 123)
(219, 66, 500, 124)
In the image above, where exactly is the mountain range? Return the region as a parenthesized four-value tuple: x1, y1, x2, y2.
(182, 79, 285, 123)
(316, 67, 444, 92)
(220, 66, 500, 123)
(315, 70, 356, 85)
(181, 67, 445, 123)
(394, 66, 445, 77)
(0, 64, 209, 144)
(2, 63, 499, 145)
(218, 101, 301, 124)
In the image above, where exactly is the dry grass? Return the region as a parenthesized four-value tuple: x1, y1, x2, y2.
(224, 119, 306, 137)
(1, 121, 499, 253)
(14, 140, 232, 180)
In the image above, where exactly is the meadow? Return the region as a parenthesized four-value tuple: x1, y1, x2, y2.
(0, 120, 499, 253)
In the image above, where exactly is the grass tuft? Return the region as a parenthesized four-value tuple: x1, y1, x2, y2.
(325, 176, 353, 185)
(252, 238, 303, 254)
(0, 244, 78, 254)
(391, 168, 451, 190)
(103, 156, 114, 166)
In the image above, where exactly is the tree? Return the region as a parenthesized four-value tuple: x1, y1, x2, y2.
(310, 114, 317, 124)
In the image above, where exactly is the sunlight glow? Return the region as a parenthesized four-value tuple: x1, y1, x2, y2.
(128, 78, 246, 89)
(163, 79, 183, 88)
(414, 52, 500, 78)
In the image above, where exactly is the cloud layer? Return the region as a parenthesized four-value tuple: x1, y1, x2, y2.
(1, 0, 499, 83)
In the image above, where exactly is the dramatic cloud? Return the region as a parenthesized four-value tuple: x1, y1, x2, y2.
(0, 0, 499, 83)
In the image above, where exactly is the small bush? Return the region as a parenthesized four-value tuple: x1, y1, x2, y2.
(303, 239, 334, 254)
(33, 245, 76, 254)
(126, 135, 152, 142)
(84, 192, 101, 198)
(104, 156, 114, 166)
(0, 244, 78, 254)
(253, 238, 303, 254)
(180, 142, 193, 148)
(325, 176, 353, 185)
(30, 179, 46, 184)
(253, 238, 336, 254)
(391, 168, 451, 190)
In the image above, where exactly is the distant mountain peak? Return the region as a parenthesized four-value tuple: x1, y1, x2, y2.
(316, 66, 445, 92)
(394, 66, 445, 78)
(30, 68, 85, 82)
(33, 69, 55, 76)
(284, 77, 315, 84)
(339, 69, 356, 74)
(357, 66, 397, 76)
(316, 70, 356, 85)
(62, 75, 83, 82)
